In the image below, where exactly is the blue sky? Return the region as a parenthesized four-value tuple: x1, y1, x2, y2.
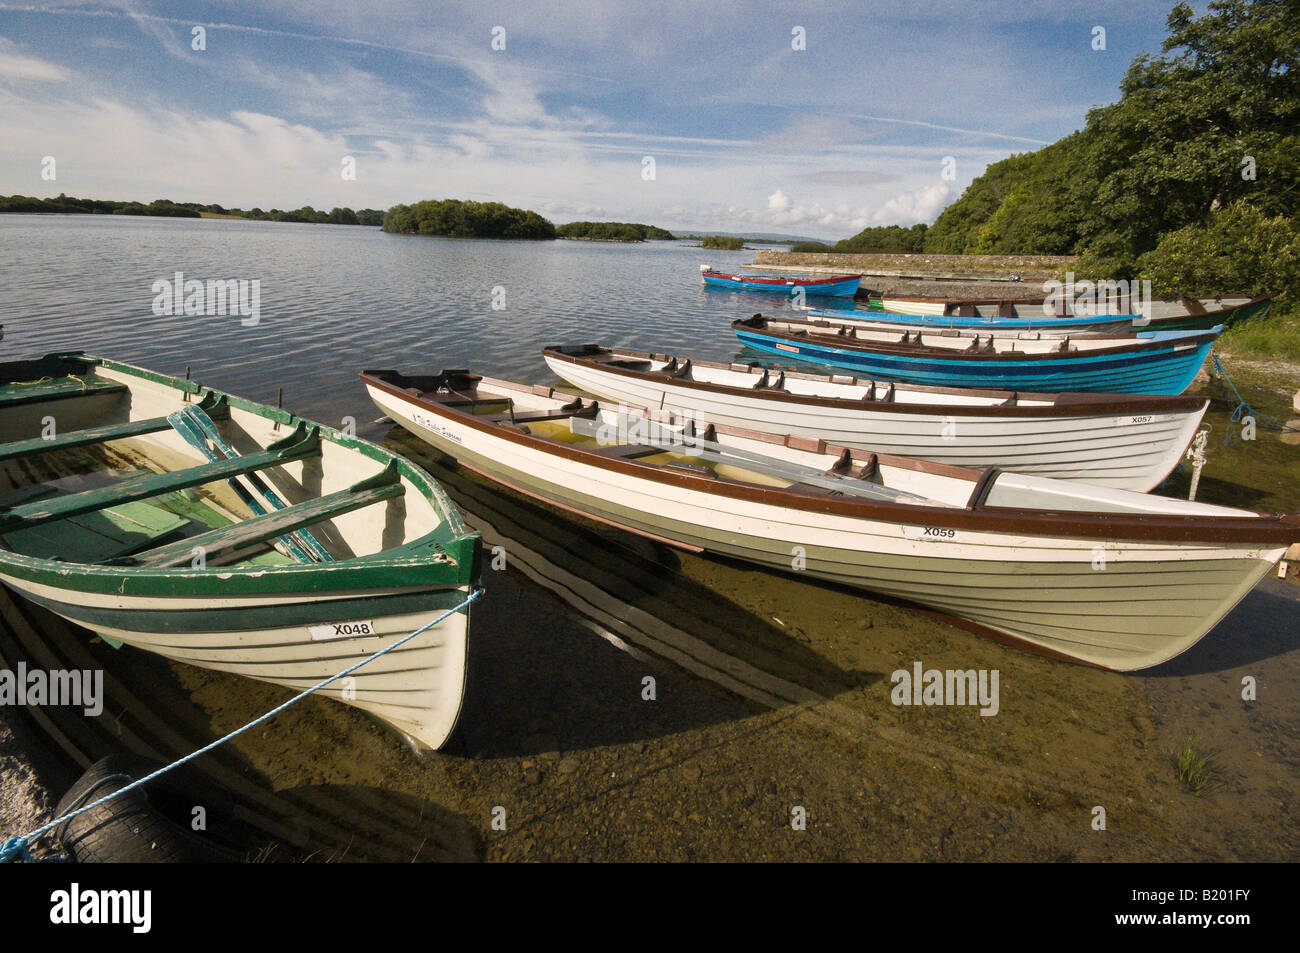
(0, 1, 1183, 239)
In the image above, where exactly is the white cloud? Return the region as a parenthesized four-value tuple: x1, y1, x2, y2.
(868, 183, 953, 226)
(767, 189, 792, 212)
(0, 39, 72, 83)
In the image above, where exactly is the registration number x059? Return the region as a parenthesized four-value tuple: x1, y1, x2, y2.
(903, 525, 957, 541)
(309, 620, 377, 641)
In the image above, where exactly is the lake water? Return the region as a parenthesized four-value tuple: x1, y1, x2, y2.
(3, 214, 1298, 866)
(0, 214, 774, 428)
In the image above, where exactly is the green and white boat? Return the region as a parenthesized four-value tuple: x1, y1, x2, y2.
(0, 352, 481, 751)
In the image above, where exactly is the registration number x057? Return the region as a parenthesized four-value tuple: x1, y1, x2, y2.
(309, 620, 377, 641)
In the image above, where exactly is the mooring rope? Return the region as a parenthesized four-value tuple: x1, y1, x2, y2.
(1211, 351, 1300, 444)
(0, 585, 484, 863)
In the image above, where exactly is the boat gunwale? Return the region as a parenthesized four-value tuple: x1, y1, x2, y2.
(732, 316, 1221, 361)
(360, 369, 1300, 546)
(541, 345, 1210, 418)
(877, 291, 1274, 321)
(703, 270, 862, 287)
(0, 351, 480, 590)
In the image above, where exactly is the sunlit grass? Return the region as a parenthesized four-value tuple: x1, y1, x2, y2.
(1218, 303, 1300, 362)
(1173, 738, 1215, 795)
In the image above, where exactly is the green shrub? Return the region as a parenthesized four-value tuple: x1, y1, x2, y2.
(1138, 201, 1299, 300)
(382, 199, 556, 239)
(837, 223, 927, 254)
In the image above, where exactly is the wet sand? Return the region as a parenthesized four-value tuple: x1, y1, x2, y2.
(2, 358, 1297, 863)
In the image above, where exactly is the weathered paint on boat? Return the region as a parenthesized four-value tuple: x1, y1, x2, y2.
(0, 352, 481, 750)
(873, 293, 1273, 331)
(808, 306, 1133, 335)
(361, 368, 1298, 672)
(702, 270, 861, 297)
(542, 345, 1208, 491)
(733, 316, 1218, 395)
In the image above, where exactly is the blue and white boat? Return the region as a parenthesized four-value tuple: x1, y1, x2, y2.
(807, 305, 1135, 335)
(701, 268, 861, 297)
(732, 315, 1219, 395)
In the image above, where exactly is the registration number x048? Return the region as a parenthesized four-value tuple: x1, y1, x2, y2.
(309, 620, 377, 641)
(903, 525, 957, 541)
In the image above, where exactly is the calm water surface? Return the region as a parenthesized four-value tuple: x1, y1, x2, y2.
(0, 214, 780, 426)
(3, 214, 1296, 515)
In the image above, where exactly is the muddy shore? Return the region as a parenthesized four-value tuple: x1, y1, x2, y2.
(2, 359, 1297, 863)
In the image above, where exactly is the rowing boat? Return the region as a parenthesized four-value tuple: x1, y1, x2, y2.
(0, 352, 481, 750)
(541, 345, 1208, 491)
(807, 306, 1133, 336)
(701, 268, 861, 297)
(361, 366, 1296, 671)
(733, 315, 1218, 395)
(872, 292, 1272, 331)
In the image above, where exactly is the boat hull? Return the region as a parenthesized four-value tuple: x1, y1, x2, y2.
(874, 294, 1273, 331)
(0, 571, 474, 748)
(0, 353, 481, 751)
(365, 379, 1286, 672)
(810, 307, 1132, 335)
(543, 351, 1206, 491)
(703, 272, 861, 297)
(734, 325, 1216, 395)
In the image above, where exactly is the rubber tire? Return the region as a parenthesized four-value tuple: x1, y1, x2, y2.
(56, 754, 243, 863)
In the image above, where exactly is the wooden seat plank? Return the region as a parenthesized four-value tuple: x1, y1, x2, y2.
(0, 425, 320, 532)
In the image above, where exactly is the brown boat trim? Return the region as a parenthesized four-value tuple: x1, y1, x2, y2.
(705, 270, 862, 286)
(542, 346, 1209, 418)
(877, 292, 1274, 323)
(732, 316, 1220, 362)
(361, 370, 1300, 545)
(808, 309, 1136, 336)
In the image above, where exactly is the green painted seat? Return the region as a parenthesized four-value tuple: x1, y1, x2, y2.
(125, 464, 404, 568)
(0, 423, 320, 533)
(0, 374, 125, 410)
(0, 393, 228, 462)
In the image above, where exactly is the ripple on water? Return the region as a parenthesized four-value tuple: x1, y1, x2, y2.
(0, 215, 763, 423)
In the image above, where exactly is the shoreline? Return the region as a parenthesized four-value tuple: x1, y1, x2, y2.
(4, 389, 1298, 862)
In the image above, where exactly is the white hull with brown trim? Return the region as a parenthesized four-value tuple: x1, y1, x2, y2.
(362, 369, 1297, 672)
(542, 346, 1207, 492)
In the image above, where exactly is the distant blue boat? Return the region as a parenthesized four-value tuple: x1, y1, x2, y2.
(701, 268, 861, 297)
(807, 306, 1135, 335)
(732, 315, 1219, 395)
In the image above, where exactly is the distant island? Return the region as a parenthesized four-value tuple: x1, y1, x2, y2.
(382, 199, 556, 239)
(556, 221, 673, 241)
(0, 193, 384, 225)
(701, 235, 745, 250)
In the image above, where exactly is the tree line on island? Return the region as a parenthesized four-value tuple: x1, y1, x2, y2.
(381, 201, 676, 242)
(817, 1, 1297, 312)
(556, 221, 674, 241)
(0, 193, 385, 225)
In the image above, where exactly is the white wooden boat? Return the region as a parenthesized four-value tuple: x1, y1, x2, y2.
(0, 353, 481, 751)
(362, 366, 1298, 672)
(874, 292, 1272, 331)
(541, 345, 1208, 491)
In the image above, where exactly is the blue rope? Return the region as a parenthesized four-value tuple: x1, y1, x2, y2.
(1, 585, 483, 863)
(1211, 351, 1300, 444)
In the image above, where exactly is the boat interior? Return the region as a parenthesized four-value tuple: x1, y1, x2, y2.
(373, 368, 1248, 521)
(735, 315, 1212, 356)
(547, 344, 1076, 409)
(0, 356, 441, 569)
(807, 309, 1135, 336)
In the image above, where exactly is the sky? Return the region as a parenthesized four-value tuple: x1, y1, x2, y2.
(0, 1, 1185, 240)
